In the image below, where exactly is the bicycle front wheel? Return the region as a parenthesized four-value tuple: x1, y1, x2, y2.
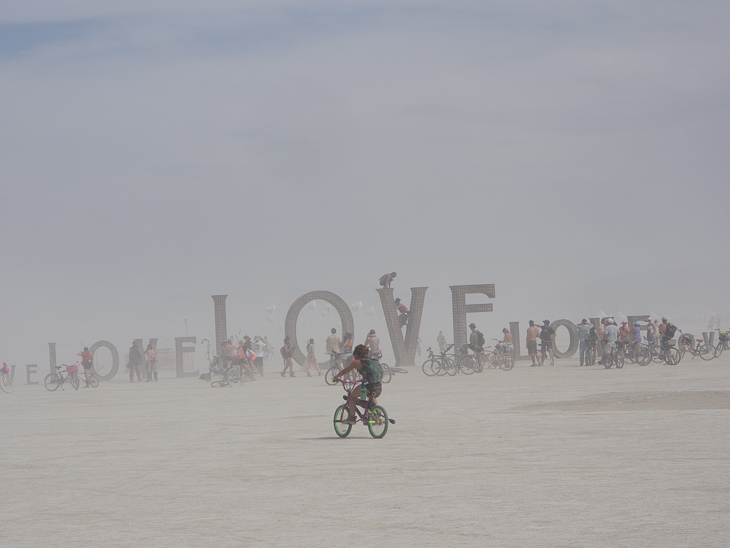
(227, 367, 241, 385)
(636, 347, 652, 366)
(333, 404, 352, 438)
(0, 374, 13, 393)
(44, 374, 61, 391)
(615, 353, 624, 369)
(699, 344, 714, 361)
(715, 344, 724, 359)
(70, 373, 80, 390)
(367, 405, 389, 439)
(380, 363, 392, 384)
(325, 367, 341, 385)
(422, 359, 437, 376)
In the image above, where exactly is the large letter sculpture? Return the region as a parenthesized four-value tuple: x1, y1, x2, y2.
(89, 340, 120, 381)
(377, 287, 427, 368)
(549, 319, 578, 359)
(175, 337, 198, 378)
(451, 284, 495, 354)
(212, 295, 228, 354)
(285, 291, 355, 368)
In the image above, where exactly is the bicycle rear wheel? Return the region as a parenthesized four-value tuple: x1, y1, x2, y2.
(0, 374, 13, 393)
(699, 344, 714, 361)
(88, 375, 99, 388)
(500, 356, 515, 371)
(636, 347, 651, 366)
(367, 405, 389, 439)
(715, 344, 724, 359)
(333, 404, 352, 438)
(457, 355, 475, 375)
(44, 373, 61, 391)
(227, 367, 241, 385)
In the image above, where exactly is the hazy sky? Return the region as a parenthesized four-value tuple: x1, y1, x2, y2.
(2, 1, 729, 366)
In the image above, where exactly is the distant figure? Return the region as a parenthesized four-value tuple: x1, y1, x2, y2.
(646, 319, 657, 349)
(619, 321, 630, 342)
(253, 336, 266, 376)
(280, 336, 295, 377)
(575, 319, 594, 366)
(325, 328, 342, 368)
(498, 328, 513, 356)
(305, 338, 320, 377)
(77, 346, 94, 387)
(394, 298, 409, 327)
(145, 342, 157, 382)
(342, 331, 354, 367)
(128, 340, 144, 382)
(379, 272, 397, 289)
(364, 329, 380, 354)
(602, 319, 620, 363)
(437, 331, 447, 353)
(526, 321, 540, 366)
(539, 320, 556, 366)
(222, 339, 236, 370)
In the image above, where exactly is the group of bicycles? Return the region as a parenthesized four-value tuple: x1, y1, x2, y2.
(421, 341, 515, 376)
(44, 363, 100, 391)
(601, 329, 730, 369)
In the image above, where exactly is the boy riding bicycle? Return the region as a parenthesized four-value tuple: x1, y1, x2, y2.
(333, 344, 383, 424)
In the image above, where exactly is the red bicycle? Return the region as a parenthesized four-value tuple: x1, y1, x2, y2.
(332, 379, 392, 439)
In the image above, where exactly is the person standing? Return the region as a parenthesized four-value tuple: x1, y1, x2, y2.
(436, 331, 447, 353)
(378, 272, 397, 288)
(222, 339, 236, 370)
(145, 342, 157, 382)
(280, 336, 295, 377)
(128, 340, 144, 382)
(646, 319, 657, 350)
(603, 320, 620, 363)
(305, 338, 320, 377)
(325, 328, 341, 368)
(539, 320, 556, 366)
(77, 346, 94, 387)
(526, 320, 540, 366)
(619, 321, 630, 342)
(364, 329, 380, 354)
(253, 336, 265, 376)
(575, 319, 594, 366)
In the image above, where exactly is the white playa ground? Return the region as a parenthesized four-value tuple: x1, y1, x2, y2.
(2, 356, 729, 547)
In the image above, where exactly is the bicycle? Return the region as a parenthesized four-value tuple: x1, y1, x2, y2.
(677, 332, 714, 361)
(325, 351, 357, 385)
(422, 345, 457, 376)
(332, 379, 393, 439)
(44, 363, 81, 391)
(207, 356, 241, 387)
(80, 365, 100, 388)
(540, 340, 554, 366)
(1, 362, 13, 393)
(603, 341, 625, 369)
(714, 329, 729, 358)
(485, 340, 514, 371)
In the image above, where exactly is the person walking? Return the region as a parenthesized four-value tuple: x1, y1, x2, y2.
(280, 336, 295, 377)
(575, 319, 594, 366)
(305, 338, 320, 377)
(145, 342, 157, 381)
(437, 331, 447, 353)
(325, 328, 341, 368)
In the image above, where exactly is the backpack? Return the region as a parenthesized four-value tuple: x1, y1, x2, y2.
(358, 358, 383, 384)
(280, 345, 287, 359)
(664, 323, 677, 339)
(476, 330, 485, 347)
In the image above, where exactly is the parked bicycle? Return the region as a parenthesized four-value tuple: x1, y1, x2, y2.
(422, 345, 457, 376)
(325, 351, 357, 385)
(677, 332, 714, 361)
(603, 341, 625, 369)
(1, 362, 13, 393)
(714, 329, 729, 358)
(486, 339, 515, 371)
(332, 379, 393, 438)
(44, 363, 81, 391)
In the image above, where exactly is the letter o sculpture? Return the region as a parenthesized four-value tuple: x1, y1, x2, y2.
(285, 291, 355, 368)
(549, 319, 578, 359)
(88, 340, 120, 381)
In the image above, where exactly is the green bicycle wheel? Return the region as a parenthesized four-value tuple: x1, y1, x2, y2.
(367, 405, 389, 439)
(333, 404, 352, 438)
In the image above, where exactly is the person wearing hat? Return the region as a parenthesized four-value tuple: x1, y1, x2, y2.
(539, 320, 555, 366)
(526, 320, 540, 366)
(128, 340, 144, 383)
(575, 319, 594, 366)
(603, 320, 620, 363)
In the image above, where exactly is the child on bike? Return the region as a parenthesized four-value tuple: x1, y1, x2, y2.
(333, 344, 383, 424)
